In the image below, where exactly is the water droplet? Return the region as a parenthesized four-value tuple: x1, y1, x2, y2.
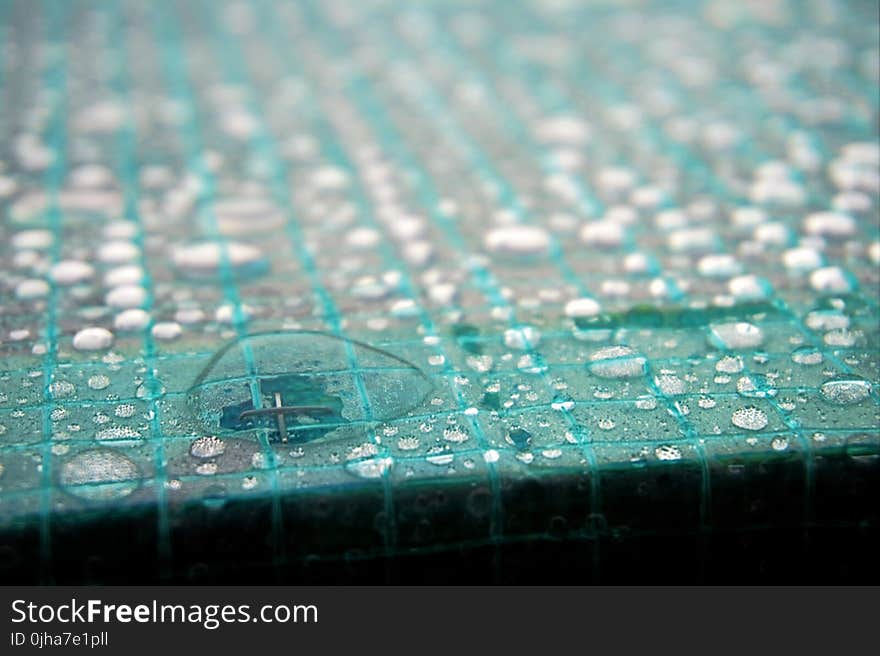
(105, 285, 147, 309)
(655, 444, 682, 461)
(803, 211, 856, 238)
(152, 322, 183, 341)
(88, 375, 111, 390)
(443, 425, 469, 443)
(397, 436, 420, 450)
(504, 326, 542, 350)
(506, 428, 532, 450)
(50, 260, 94, 285)
(95, 425, 141, 441)
(731, 406, 769, 431)
(736, 374, 777, 398)
(791, 346, 824, 366)
(715, 355, 744, 373)
(820, 377, 872, 405)
(59, 450, 141, 501)
(635, 395, 658, 410)
(770, 437, 789, 451)
(564, 297, 601, 319)
(346, 456, 393, 479)
(49, 381, 76, 398)
(195, 462, 218, 476)
(15, 279, 50, 300)
(588, 345, 646, 378)
(708, 322, 764, 349)
(190, 436, 227, 459)
(172, 241, 267, 279)
(484, 225, 550, 256)
(810, 267, 852, 294)
(655, 373, 686, 396)
(72, 327, 114, 351)
(114, 403, 137, 418)
(114, 309, 151, 331)
(187, 331, 432, 442)
(806, 310, 849, 331)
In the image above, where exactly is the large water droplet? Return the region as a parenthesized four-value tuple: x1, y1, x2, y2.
(187, 331, 433, 443)
(820, 376, 872, 405)
(731, 406, 769, 431)
(59, 449, 141, 501)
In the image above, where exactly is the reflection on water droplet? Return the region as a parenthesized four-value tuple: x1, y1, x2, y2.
(59, 449, 141, 501)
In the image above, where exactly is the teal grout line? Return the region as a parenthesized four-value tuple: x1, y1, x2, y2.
(495, 2, 719, 568)
(359, 7, 696, 574)
(1, 394, 869, 447)
(0, 425, 862, 499)
(415, 16, 628, 572)
(305, 1, 644, 578)
(485, 5, 793, 565)
(0, 0, 876, 572)
(37, 0, 69, 584)
(7, 353, 870, 415)
(563, 9, 877, 528)
(0, 315, 875, 382)
(508, 6, 747, 558)
(160, 0, 287, 576)
(149, 0, 272, 574)
(281, 0, 508, 565)
(571, 18, 879, 404)
(188, 0, 391, 572)
(108, 0, 173, 580)
(295, 0, 506, 565)
(423, 13, 691, 575)
(565, 4, 874, 533)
